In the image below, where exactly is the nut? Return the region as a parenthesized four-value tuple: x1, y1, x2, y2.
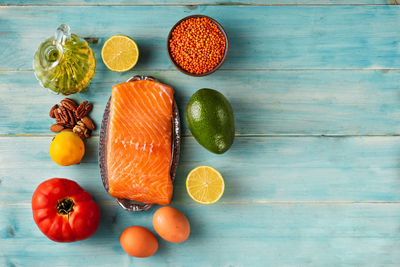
(54, 109, 62, 123)
(61, 98, 78, 111)
(75, 101, 93, 119)
(57, 106, 77, 128)
(81, 116, 95, 131)
(50, 124, 64, 132)
(73, 121, 90, 140)
(65, 108, 77, 126)
(49, 99, 94, 139)
(57, 106, 70, 124)
(49, 104, 58, 118)
(75, 101, 88, 119)
(59, 122, 74, 129)
(85, 103, 93, 114)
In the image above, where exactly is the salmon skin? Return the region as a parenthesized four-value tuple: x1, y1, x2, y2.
(106, 79, 174, 205)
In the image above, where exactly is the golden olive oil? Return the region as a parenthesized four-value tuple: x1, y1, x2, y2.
(34, 25, 96, 95)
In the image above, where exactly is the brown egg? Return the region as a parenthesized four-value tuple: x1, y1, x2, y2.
(120, 226, 158, 257)
(153, 206, 190, 243)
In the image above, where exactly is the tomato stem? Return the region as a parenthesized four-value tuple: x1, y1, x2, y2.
(57, 198, 75, 216)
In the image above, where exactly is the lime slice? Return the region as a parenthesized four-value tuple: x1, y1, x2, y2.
(186, 166, 225, 204)
(101, 35, 139, 72)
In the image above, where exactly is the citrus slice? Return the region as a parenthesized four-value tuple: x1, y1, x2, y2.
(101, 35, 139, 72)
(186, 166, 225, 204)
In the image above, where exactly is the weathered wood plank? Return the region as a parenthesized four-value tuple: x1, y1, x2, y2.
(0, 0, 395, 6)
(1, 3, 400, 266)
(1, 203, 400, 266)
(2, 136, 400, 204)
(1, 6, 400, 71)
(2, 69, 400, 136)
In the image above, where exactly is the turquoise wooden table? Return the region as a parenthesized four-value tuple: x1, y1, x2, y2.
(2, 0, 400, 266)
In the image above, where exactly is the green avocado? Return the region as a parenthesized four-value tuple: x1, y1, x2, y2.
(186, 88, 235, 154)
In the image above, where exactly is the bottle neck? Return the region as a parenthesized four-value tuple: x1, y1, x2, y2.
(55, 24, 71, 47)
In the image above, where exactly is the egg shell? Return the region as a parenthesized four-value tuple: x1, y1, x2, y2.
(153, 206, 190, 243)
(120, 226, 158, 257)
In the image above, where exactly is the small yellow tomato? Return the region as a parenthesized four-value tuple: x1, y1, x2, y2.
(49, 131, 85, 166)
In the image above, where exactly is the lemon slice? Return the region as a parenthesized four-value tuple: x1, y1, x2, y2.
(101, 35, 139, 72)
(186, 166, 225, 204)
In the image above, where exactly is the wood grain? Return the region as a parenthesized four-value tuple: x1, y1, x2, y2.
(2, 136, 400, 204)
(1, 6, 400, 71)
(1, 2, 400, 267)
(2, 69, 400, 136)
(0, 0, 396, 6)
(1, 204, 400, 266)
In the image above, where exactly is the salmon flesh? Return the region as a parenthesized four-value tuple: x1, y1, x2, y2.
(106, 80, 174, 205)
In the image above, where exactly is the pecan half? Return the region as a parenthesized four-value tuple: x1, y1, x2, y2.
(65, 108, 77, 126)
(85, 103, 93, 114)
(50, 124, 64, 132)
(57, 106, 70, 124)
(54, 109, 62, 123)
(75, 101, 88, 118)
(81, 116, 95, 131)
(49, 104, 58, 118)
(75, 101, 93, 119)
(61, 98, 78, 111)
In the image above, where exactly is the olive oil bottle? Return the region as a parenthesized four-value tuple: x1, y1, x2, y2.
(33, 24, 96, 95)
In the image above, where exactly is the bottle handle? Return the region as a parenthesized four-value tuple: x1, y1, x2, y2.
(54, 24, 71, 48)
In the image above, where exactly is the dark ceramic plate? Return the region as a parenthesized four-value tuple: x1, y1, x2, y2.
(99, 75, 181, 211)
(167, 15, 229, 77)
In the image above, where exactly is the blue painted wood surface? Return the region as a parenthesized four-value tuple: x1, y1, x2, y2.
(1, 0, 398, 5)
(1, 1, 400, 267)
(2, 6, 400, 71)
(4, 70, 400, 136)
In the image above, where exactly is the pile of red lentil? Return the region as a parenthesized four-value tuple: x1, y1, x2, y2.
(169, 17, 226, 74)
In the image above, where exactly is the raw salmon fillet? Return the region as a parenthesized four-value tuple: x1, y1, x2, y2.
(106, 80, 174, 205)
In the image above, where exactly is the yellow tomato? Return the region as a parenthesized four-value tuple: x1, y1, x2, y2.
(49, 131, 85, 166)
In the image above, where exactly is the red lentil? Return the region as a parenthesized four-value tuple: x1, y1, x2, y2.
(169, 17, 226, 74)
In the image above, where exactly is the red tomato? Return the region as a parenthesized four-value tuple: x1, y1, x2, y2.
(32, 178, 100, 242)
